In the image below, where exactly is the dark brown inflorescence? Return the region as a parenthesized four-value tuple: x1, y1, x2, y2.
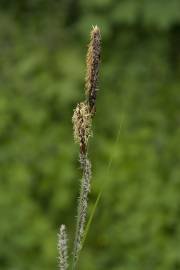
(85, 25, 101, 116)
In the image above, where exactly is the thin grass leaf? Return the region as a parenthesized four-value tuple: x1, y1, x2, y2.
(81, 116, 124, 251)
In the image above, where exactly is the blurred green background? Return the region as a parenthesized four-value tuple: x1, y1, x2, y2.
(0, 1, 180, 269)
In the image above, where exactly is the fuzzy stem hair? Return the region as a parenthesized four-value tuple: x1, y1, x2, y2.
(72, 153, 91, 267)
(58, 224, 68, 270)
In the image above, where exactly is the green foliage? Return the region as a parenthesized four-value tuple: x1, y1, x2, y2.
(0, 1, 180, 269)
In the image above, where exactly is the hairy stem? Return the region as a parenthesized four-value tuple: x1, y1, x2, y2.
(72, 153, 91, 269)
(58, 224, 68, 270)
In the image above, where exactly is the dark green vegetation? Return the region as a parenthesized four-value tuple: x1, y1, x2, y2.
(0, 1, 180, 269)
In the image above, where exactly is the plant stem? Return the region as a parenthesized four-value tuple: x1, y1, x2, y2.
(72, 153, 91, 269)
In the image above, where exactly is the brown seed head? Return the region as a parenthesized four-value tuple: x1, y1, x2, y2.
(72, 102, 92, 154)
(85, 25, 101, 116)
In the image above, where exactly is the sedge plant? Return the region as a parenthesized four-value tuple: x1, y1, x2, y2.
(58, 26, 101, 270)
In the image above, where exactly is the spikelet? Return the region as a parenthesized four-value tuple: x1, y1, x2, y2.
(73, 154, 91, 262)
(58, 225, 68, 270)
(85, 25, 101, 116)
(72, 102, 92, 154)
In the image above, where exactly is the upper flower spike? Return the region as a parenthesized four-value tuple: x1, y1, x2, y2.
(85, 26, 101, 116)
